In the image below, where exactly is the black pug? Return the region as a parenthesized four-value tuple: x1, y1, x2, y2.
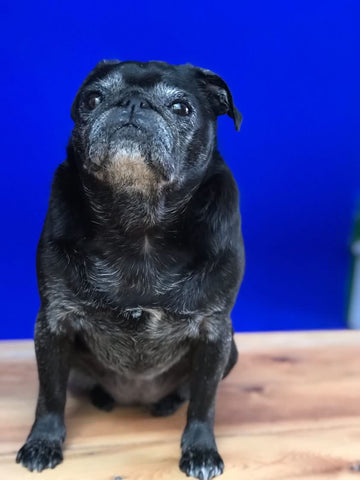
(16, 60, 245, 480)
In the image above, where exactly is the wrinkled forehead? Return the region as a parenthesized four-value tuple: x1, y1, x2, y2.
(84, 61, 198, 97)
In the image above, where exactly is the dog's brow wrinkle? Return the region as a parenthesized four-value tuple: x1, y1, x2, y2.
(152, 82, 184, 99)
(93, 73, 123, 91)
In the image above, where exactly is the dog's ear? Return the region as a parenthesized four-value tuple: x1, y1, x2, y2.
(71, 59, 121, 121)
(194, 67, 242, 131)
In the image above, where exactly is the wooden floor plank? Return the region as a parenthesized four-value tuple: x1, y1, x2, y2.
(1, 331, 360, 479)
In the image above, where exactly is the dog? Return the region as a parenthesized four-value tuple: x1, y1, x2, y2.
(16, 60, 245, 480)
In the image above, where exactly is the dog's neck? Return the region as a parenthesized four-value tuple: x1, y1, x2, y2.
(77, 164, 199, 236)
(66, 143, 215, 236)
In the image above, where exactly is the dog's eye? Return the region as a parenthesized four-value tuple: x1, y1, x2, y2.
(170, 101, 191, 116)
(85, 93, 103, 110)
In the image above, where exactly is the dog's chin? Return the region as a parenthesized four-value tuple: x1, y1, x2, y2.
(90, 146, 168, 196)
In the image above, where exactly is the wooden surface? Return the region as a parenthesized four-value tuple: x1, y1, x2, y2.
(1, 331, 360, 479)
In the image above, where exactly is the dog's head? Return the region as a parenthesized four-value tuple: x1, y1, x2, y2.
(70, 60, 241, 193)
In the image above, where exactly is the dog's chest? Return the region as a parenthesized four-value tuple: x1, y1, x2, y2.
(79, 306, 200, 376)
(85, 233, 189, 302)
(69, 233, 200, 375)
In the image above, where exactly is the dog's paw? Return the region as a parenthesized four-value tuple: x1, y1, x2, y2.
(149, 393, 185, 417)
(179, 448, 224, 479)
(16, 438, 63, 472)
(90, 385, 115, 412)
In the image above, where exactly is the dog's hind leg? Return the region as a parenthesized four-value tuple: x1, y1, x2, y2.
(222, 335, 238, 379)
(67, 363, 115, 412)
(90, 385, 115, 412)
(149, 383, 190, 417)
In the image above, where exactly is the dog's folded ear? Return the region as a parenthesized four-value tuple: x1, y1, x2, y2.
(71, 59, 121, 121)
(194, 67, 242, 131)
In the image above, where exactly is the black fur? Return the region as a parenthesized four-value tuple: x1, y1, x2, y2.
(16, 60, 245, 480)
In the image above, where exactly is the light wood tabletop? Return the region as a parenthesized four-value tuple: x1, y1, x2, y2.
(1, 330, 360, 479)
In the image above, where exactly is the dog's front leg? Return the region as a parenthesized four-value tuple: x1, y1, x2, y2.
(16, 308, 72, 472)
(179, 321, 232, 480)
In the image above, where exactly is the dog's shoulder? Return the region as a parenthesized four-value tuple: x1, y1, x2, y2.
(186, 153, 242, 255)
(42, 160, 91, 242)
(36, 160, 92, 289)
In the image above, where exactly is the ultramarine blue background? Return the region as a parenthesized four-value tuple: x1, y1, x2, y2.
(1, 1, 359, 339)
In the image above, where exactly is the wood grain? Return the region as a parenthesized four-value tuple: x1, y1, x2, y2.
(1, 331, 360, 479)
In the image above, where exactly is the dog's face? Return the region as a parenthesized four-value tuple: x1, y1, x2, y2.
(70, 60, 241, 193)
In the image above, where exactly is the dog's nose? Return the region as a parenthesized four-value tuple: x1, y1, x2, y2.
(117, 97, 152, 124)
(118, 97, 151, 110)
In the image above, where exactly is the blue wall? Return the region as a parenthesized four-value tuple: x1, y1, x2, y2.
(1, 1, 359, 339)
